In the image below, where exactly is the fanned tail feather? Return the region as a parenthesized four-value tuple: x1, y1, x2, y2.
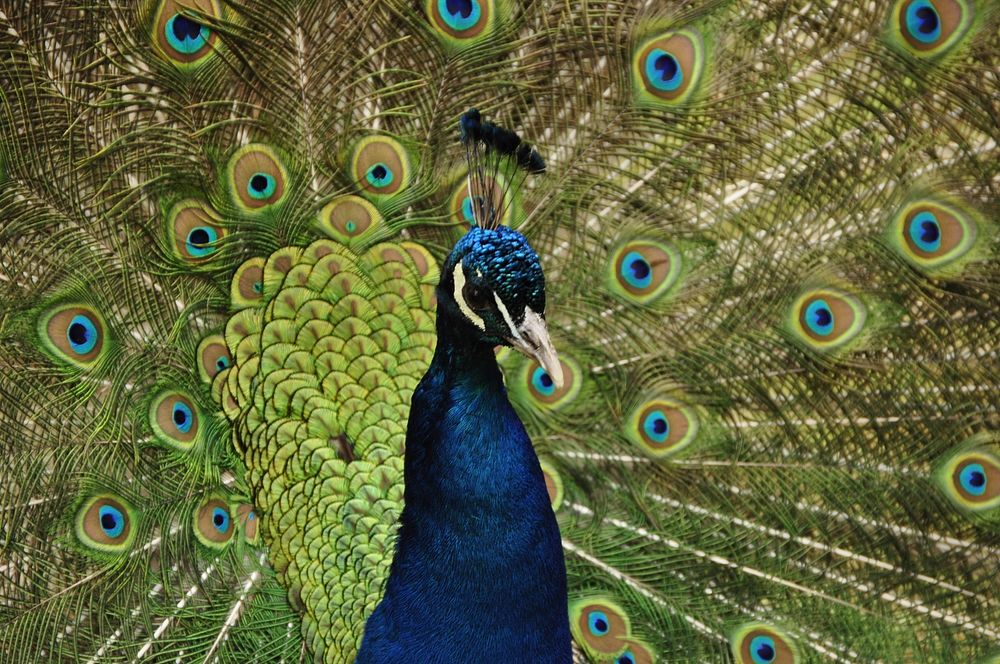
(1, 0, 998, 662)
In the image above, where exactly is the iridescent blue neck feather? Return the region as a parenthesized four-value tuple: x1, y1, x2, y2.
(357, 261, 571, 662)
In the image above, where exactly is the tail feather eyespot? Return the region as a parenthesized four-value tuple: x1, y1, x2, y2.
(76, 495, 137, 554)
(633, 30, 706, 106)
(730, 623, 799, 664)
(153, 0, 222, 66)
(350, 137, 411, 199)
(194, 497, 235, 548)
(227, 145, 288, 211)
(889, 0, 972, 57)
(38, 304, 109, 369)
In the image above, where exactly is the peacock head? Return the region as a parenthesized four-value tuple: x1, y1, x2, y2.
(439, 225, 563, 388)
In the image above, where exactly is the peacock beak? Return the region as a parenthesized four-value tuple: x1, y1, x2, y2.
(506, 307, 563, 390)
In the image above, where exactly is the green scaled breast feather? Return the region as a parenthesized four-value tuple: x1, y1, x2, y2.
(214, 238, 437, 660)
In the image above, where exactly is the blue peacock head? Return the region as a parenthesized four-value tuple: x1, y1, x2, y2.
(436, 111, 562, 387)
(439, 225, 562, 387)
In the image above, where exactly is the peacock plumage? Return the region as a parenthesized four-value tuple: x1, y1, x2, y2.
(1, 0, 998, 662)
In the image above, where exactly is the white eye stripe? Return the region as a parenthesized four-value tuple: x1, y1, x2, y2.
(452, 261, 486, 331)
(494, 292, 521, 342)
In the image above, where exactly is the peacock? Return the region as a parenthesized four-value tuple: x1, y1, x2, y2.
(1, 0, 998, 661)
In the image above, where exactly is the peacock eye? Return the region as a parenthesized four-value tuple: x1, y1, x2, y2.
(195, 498, 235, 548)
(625, 397, 699, 458)
(587, 610, 610, 636)
(350, 136, 411, 198)
(428, 0, 495, 46)
(889, 0, 971, 58)
(165, 14, 209, 55)
(98, 505, 125, 537)
(634, 30, 705, 106)
(939, 451, 1000, 511)
(462, 282, 491, 310)
(153, 1, 222, 67)
(39, 304, 108, 369)
(365, 162, 394, 189)
(959, 463, 987, 496)
(151, 391, 201, 451)
(227, 144, 287, 211)
(732, 624, 798, 664)
(77, 495, 136, 553)
(185, 225, 219, 258)
(168, 200, 224, 263)
(749, 635, 777, 663)
(247, 172, 277, 200)
(789, 288, 866, 353)
(171, 400, 194, 433)
(211, 506, 231, 533)
(67, 315, 99, 354)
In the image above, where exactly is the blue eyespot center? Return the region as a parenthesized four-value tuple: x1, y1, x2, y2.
(906, 1, 942, 43)
(165, 14, 210, 55)
(617, 653, 636, 664)
(212, 506, 231, 533)
(68, 323, 88, 345)
(185, 226, 218, 257)
(643, 411, 670, 443)
(98, 505, 125, 538)
(188, 228, 210, 245)
(805, 299, 834, 336)
(750, 635, 777, 663)
(172, 15, 202, 41)
(67, 314, 99, 354)
(587, 610, 610, 636)
(621, 251, 653, 288)
(916, 6, 939, 34)
(345, 220, 357, 233)
(439, 0, 481, 30)
(631, 258, 650, 280)
(531, 367, 557, 396)
(960, 463, 987, 496)
(655, 53, 679, 81)
(646, 48, 684, 91)
(172, 401, 193, 433)
(446, 0, 474, 19)
(215, 356, 230, 372)
(920, 220, 940, 242)
(909, 211, 942, 252)
(366, 163, 394, 188)
(247, 173, 276, 200)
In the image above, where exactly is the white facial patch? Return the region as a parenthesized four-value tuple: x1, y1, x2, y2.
(452, 261, 486, 331)
(494, 292, 521, 342)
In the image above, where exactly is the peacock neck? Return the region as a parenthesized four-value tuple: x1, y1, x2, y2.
(427, 313, 503, 388)
(356, 312, 572, 662)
